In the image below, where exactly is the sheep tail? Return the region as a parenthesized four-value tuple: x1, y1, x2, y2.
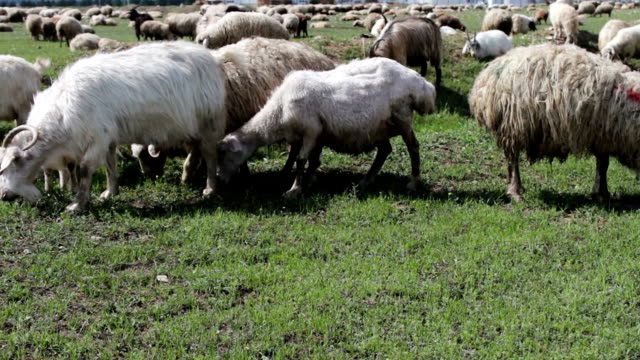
(33, 57, 51, 75)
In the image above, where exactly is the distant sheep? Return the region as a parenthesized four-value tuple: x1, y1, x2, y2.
(90, 14, 106, 26)
(0, 55, 50, 125)
(462, 30, 512, 59)
(140, 20, 176, 40)
(7, 8, 26, 23)
(100, 5, 112, 16)
(310, 21, 332, 28)
(469, 43, 640, 201)
(70, 33, 100, 51)
(25, 14, 42, 40)
(63, 8, 81, 21)
(550, 2, 578, 44)
(128, 7, 154, 41)
(577, 1, 596, 14)
(85, 7, 100, 17)
(369, 17, 443, 87)
(311, 14, 329, 21)
(0, 24, 11, 31)
(481, 9, 512, 35)
(370, 16, 388, 37)
(165, 12, 200, 39)
(295, 13, 309, 37)
(56, 16, 82, 46)
(436, 14, 466, 31)
(81, 24, 95, 34)
(217, 58, 436, 197)
(511, 14, 536, 34)
(594, 3, 614, 16)
(197, 12, 289, 49)
(282, 13, 299, 35)
(599, 19, 629, 51)
(535, 9, 549, 24)
(601, 24, 640, 60)
(41, 19, 56, 41)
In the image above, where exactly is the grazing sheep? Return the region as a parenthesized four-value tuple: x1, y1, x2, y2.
(341, 14, 360, 21)
(100, 5, 112, 17)
(133, 37, 336, 178)
(56, 16, 82, 46)
(310, 21, 332, 29)
(0, 56, 49, 126)
(7, 8, 26, 23)
(440, 26, 457, 35)
(39, 9, 57, 18)
(369, 17, 443, 87)
(139, 20, 175, 41)
(577, 1, 596, 14)
(282, 13, 299, 35)
(85, 7, 101, 17)
(128, 7, 154, 41)
(462, 30, 512, 59)
(599, 19, 629, 50)
(165, 12, 199, 39)
(0, 42, 230, 212)
(511, 14, 536, 34)
(481, 9, 512, 35)
(594, 3, 614, 16)
(469, 43, 640, 201)
(197, 12, 289, 49)
(601, 24, 640, 60)
(217, 58, 436, 197)
(310, 14, 329, 21)
(41, 19, 56, 41)
(81, 24, 95, 34)
(98, 38, 126, 52)
(295, 13, 309, 37)
(90, 14, 107, 26)
(0, 24, 12, 31)
(436, 14, 466, 31)
(0, 8, 7, 16)
(63, 8, 81, 21)
(534, 9, 549, 24)
(550, 2, 579, 44)
(25, 14, 42, 40)
(70, 33, 100, 51)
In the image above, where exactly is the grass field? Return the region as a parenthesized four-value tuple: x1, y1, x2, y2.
(3, 8, 640, 359)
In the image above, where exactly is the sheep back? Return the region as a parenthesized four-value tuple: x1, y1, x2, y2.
(481, 9, 512, 34)
(599, 19, 629, 50)
(197, 12, 289, 49)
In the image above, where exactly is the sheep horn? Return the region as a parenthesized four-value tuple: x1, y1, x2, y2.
(465, 30, 471, 42)
(2, 125, 39, 151)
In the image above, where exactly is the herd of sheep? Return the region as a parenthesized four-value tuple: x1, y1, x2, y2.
(1, 1, 640, 212)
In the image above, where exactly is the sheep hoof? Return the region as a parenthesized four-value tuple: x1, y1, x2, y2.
(202, 187, 215, 197)
(507, 192, 523, 202)
(65, 202, 85, 213)
(99, 190, 117, 200)
(283, 188, 302, 199)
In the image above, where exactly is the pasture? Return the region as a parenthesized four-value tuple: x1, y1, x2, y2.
(2, 7, 640, 359)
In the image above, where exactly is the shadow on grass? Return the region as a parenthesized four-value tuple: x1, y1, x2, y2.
(41, 170, 510, 218)
(538, 189, 640, 213)
(436, 85, 470, 117)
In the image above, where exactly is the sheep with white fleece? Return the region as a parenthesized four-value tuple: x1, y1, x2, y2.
(0, 55, 50, 125)
(601, 24, 640, 61)
(462, 30, 512, 59)
(0, 42, 230, 212)
(217, 57, 436, 197)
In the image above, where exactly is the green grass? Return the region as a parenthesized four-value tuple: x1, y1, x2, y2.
(3, 8, 640, 359)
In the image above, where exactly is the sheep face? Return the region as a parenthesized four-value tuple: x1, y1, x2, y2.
(0, 146, 42, 202)
(217, 135, 254, 184)
(462, 39, 480, 57)
(602, 47, 618, 60)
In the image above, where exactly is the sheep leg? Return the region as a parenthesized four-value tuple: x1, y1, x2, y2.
(100, 143, 119, 200)
(592, 155, 610, 200)
(284, 138, 318, 198)
(420, 63, 427, 77)
(67, 163, 78, 193)
(198, 139, 219, 197)
(304, 145, 323, 187)
(401, 129, 421, 191)
(44, 169, 54, 192)
(65, 163, 97, 213)
(505, 151, 524, 201)
(182, 145, 201, 185)
(358, 140, 392, 189)
(282, 141, 302, 173)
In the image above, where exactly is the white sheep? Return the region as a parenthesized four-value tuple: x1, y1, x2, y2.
(196, 12, 289, 49)
(70, 33, 100, 51)
(0, 55, 50, 125)
(25, 14, 42, 40)
(165, 12, 200, 39)
(601, 24, 640, 60)
(217, 58, 436, 197)
(550, 2, 579, 44)
(511, 14, 536, 34)
(599, 19, 629, 51)
(462, 30, 512, 59)
(282, 13, 299, 35)
(0, 42, 230, 212)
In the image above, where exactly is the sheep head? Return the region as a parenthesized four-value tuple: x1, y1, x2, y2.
(217, 134, 255, 184)
(462, 32, 480, 56)
(0, 126, 43, 202)
(601, 47, 618, 61)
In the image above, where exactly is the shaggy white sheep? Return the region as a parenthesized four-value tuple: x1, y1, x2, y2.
(0, 42, 231, 212)
(217, 58, 436, 197)
(550, 2, 579, 44)
(601, 24, 640, 60)
(0, 55, 50, 125)
(463, 30, 512, 59)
